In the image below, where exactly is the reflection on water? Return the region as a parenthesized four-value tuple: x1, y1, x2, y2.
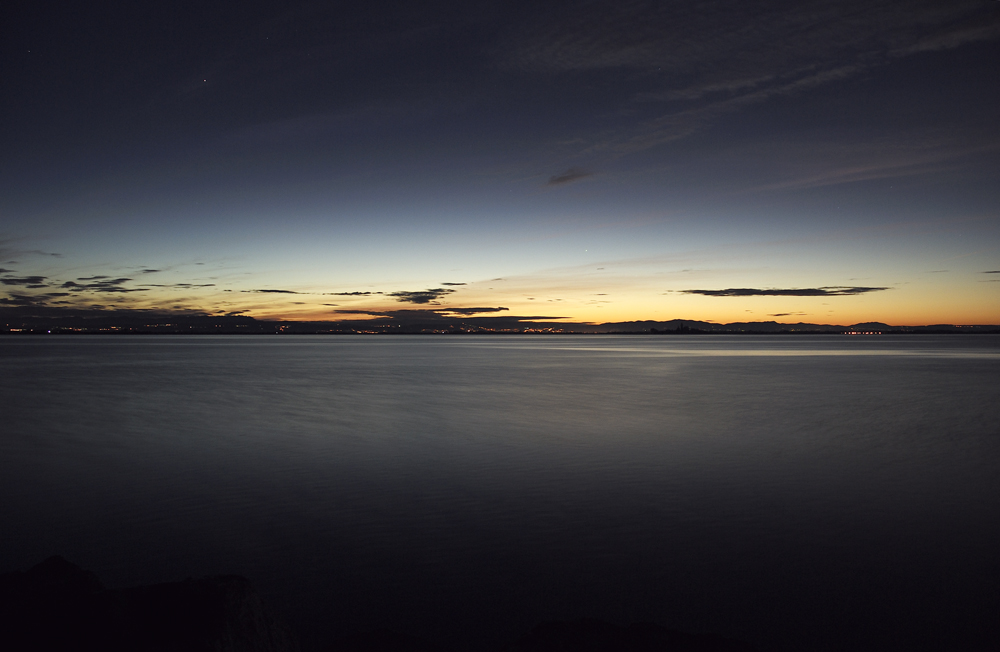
(1, 335, 998, 651)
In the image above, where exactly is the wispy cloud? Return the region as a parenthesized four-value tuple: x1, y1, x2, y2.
(505, 1, 1000, 153)
(547, 167, 592, 186)
(241, 289, 301, 294)
(0, 239, 62, 261)
(148, 283, 216, 289)
(61, 278, 139, 293)
(748, 141, 1000, 192)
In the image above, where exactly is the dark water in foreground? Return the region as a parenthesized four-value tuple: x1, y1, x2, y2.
(1, 335, 998, 651)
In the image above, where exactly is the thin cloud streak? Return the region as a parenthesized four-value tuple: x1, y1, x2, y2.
(547, 168, 592, 186)
(506, 1, 1000, 154)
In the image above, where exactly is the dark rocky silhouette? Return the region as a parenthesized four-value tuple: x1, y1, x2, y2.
(507, 618, 760, 652)
(0, 556, 298, 652)
(1, 558, 764, 651)
(324, 629, 443, 652)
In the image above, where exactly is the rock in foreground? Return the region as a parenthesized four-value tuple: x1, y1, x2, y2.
(0, 556, 298, 652)
(508, 618, 760, 652)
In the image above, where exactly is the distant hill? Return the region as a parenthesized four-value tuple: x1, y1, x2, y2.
(583, 320, 998, 334)
(1, 306, 997, 334)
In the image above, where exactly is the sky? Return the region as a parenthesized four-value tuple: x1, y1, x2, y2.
(3, 0, 999, 326)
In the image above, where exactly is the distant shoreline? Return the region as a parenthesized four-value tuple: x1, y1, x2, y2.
(3, 328, 999, 336)
(4, 308, 998, 336)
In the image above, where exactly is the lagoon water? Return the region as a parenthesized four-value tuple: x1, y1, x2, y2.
(1, 335, 998, 651)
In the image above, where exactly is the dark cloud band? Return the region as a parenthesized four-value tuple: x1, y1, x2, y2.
(389, 288, 456, 304)
(680, 286, 889, 297)
(436, 307, 508, 315)
(1, 276, 47, 286)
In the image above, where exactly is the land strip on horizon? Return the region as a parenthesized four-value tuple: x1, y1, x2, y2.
(1, 308, 997, 335)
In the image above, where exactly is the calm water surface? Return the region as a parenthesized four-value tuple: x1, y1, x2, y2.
(1, 335, 998, 651)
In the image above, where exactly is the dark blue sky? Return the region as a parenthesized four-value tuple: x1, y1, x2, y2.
(3, 1, 999, 324)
